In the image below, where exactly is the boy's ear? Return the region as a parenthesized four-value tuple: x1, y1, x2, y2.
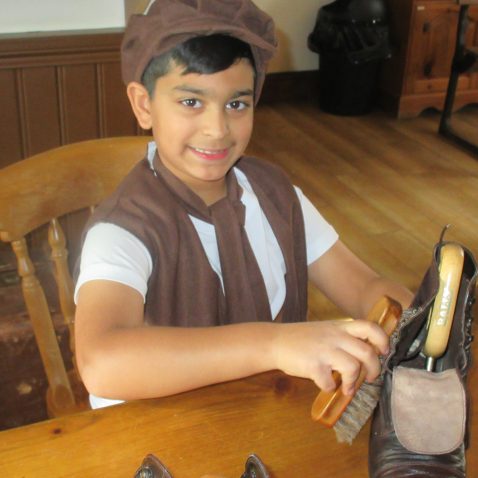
(126, 82, 153, 130)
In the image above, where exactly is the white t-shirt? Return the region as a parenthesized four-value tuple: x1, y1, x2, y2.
(75, 146, 338, 408)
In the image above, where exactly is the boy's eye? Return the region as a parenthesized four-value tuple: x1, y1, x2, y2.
(181, 98, 202, 108)
(226, 100, 249, 111)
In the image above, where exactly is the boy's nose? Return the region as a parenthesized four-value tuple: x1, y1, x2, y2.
(202, 107, 230, 138)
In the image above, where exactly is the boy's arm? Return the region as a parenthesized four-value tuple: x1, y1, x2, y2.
(75, 280, 277, 400)
(308, 239, 413, 319)
(75, 278, 391, 400)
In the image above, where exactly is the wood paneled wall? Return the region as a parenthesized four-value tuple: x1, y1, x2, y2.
(0, 28, 139, 169)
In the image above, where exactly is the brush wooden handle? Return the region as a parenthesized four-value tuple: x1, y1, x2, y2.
(423, 244, 464, 361)
(311, 296, 402, 427)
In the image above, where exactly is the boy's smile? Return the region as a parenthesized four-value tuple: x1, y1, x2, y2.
(189, 146, 230, 161)
(128, 58, 255, 205)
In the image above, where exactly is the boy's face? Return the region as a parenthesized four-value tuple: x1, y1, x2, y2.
(131, 58, 255, 198)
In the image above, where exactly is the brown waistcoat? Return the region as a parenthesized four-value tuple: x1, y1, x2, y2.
(83, 155, 308, 327)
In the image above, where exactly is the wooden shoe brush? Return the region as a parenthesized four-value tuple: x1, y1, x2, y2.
(311, 296, 402, 443)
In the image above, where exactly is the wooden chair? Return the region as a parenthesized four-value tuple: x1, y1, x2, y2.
(0, 136, 151, 417)
(439, 0, 478, 155)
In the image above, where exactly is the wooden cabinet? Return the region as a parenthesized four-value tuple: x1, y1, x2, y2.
(379, 0, 478, 118)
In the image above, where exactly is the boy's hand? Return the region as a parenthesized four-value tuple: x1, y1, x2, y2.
(269, 319, 389, 396)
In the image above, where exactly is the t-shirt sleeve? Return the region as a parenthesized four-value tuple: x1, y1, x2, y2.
(74, 222, 153, 304)
(294, 186, 339, 265)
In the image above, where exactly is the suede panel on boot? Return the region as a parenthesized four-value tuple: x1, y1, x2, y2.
(391, 367, 466, 455)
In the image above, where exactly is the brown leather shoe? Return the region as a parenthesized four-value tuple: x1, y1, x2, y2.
(134, 454, 173, 478)
(369, 240, 477, 478)
(241, 454, 270, 478)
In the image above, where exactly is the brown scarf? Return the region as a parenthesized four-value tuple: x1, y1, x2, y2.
(152, 153, 272, 322)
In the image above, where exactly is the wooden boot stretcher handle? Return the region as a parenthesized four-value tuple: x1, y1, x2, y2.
(423, 243, 464, 371)
(311, 296, 402, 427)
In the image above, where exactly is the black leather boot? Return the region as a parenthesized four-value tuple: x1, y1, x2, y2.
(369, 239, 477, 477)
(134, 454, 173, 478)
(241, 454, 270, 478)
(134, 453, 269, 477)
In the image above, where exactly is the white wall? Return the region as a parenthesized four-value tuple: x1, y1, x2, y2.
(0, 0, 327, 72)
(255, 0, 323, 72)
(0, 0, 125, 33)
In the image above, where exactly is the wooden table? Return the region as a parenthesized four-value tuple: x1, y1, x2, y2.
(0, 365, 477, 477)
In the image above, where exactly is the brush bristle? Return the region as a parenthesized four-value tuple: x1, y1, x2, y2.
(333, 378, 383, 444)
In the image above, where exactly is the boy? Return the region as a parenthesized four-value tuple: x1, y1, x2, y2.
(74, 0, 413, 410)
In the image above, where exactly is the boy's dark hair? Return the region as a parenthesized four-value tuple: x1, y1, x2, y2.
(141, 34, 256, 97)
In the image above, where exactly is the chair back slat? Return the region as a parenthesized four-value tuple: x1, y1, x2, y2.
(49, 218, 76, 346)
(11, 237, 75, 411)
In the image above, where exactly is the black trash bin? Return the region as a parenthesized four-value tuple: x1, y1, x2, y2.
(308, 0, 392, 116)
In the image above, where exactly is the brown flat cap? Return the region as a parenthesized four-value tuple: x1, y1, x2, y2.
(121, 0, 277, 102)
